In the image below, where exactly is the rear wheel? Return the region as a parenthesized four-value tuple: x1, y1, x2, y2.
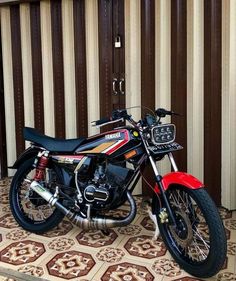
(154, 186, 226, 278)
(10, 157, 65, 234)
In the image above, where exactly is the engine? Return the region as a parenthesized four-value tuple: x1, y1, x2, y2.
(79, 162, 134, 210)
(83, 184, 109, 202)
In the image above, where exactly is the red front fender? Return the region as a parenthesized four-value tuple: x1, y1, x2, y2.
(154, 172, 204, 194)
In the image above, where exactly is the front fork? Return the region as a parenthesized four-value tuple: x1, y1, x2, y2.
(139, 130, 177, 226)
(149, 154, 177, 226)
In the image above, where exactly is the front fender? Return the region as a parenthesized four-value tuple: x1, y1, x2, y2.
(9, 147, 40, 169)
(154, 172, 204, 193)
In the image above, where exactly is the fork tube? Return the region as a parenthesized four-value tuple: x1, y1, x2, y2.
(168, 152, 178, 172)
(149, 155, 160, 176)
(149, 155, 177, 226)
(139, 131, 176, 225)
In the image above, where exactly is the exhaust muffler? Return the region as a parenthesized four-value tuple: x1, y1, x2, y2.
(30, 181, 136, 230)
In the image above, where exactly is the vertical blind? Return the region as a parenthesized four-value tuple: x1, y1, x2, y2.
(0, 0, 235, 209)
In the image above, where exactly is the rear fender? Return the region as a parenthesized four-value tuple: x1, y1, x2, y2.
(9, 147, 40, 169)
(154, 172, 204, 194)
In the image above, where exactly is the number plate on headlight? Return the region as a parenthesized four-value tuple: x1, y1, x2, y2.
(151, 124, 176, 145)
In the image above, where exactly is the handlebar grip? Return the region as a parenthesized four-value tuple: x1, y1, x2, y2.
(94, 117, 112, 126)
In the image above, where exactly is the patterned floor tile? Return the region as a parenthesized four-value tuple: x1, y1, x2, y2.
(40, 220, 74, 238)
(47, 250, 96, 279)
(17, 264, 45, 278)
(76, 229, 119, 248)
(232, 211, 236, 219)
(96, 247, 125, 263)
(219, 257, 235, 275)
(0, 196, 9, 206)
(0, 263, 50, 280)
(0, 178, 235, 281)
(123, 234, 167, 259)
(40, 248, 105, 281)
(225, 219, 236, 242)
(216, 272, 236, 281)
(163, 277, 205, 281)
(0, 240, 45, 265)
(225, 219, 236, 232)
(0, 214, 19, 230)
(0, 275, 16, 281)
(47, 237, 76, 252)
(140, 216, 155, 232)
(92, 258, 162, 281)
(70, 228, 125, 251)
(5, 229, 30, 242)
(101, 262, 154, 280)
(151, 258, 182, 278)
(219, 207, 233, 220)
(117, 224, 143, 236)
(0, 205, 10, 214)
(134, 214, 159, 237)
(27, 219, 76, 246)
(227, 241, 236, 257)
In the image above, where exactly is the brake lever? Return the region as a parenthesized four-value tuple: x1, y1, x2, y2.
(155, 108, 181, 118)
(171, 112, 181, 116)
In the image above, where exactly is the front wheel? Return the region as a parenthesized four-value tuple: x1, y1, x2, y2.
(154, 186, 227, 278)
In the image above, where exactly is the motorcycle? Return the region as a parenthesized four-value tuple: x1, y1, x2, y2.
(9, 107, 226, 278)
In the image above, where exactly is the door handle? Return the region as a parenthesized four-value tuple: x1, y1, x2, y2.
(113, 78, 118, 95)
(119, 79, 125, 95)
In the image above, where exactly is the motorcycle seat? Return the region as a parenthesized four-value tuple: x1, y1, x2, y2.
(23, 127, 85, 152)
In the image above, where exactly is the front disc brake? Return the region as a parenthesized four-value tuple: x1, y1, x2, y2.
(169, 210, 193, 249)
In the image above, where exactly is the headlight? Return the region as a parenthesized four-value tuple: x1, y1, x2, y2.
(151, 124, 176, 145)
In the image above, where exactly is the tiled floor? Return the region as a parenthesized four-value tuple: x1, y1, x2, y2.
(0, 178, 235, 281)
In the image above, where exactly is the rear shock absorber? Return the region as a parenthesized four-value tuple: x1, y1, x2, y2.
(34, 152, 49, 181)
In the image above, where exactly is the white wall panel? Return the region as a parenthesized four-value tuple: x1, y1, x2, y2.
(187, 0, 204, 181)
(20, 4, 34, 133)
(125, 0, 141, 195)
(85, 0, 100, 136)
(1, 7, 16, 175)
(125, 0, 141, 121)
(62, 0, 76, 139)
(222, 0, 236, 209)
(155, 0, 171, 175)
(0, 0, 235, 208)
(40, 0, 55, 137)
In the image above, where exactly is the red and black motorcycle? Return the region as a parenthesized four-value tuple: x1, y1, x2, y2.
(9, 107, 226, 278)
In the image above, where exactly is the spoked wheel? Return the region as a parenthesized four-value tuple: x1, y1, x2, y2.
(10, 157, 65, 234)
(155, 186, 227, 278)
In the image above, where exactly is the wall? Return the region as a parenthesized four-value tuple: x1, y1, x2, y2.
(0, 0, 235, 209)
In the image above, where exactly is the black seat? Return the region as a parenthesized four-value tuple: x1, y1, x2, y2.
(24, 127, 85, 152)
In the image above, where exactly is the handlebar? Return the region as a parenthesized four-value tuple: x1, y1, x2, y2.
(92, 107, 179, 127)
(93, 117, 113, 126)
(92, 109, 129, 127)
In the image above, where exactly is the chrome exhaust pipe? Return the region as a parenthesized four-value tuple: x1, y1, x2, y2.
(30, 181, 136, 230)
